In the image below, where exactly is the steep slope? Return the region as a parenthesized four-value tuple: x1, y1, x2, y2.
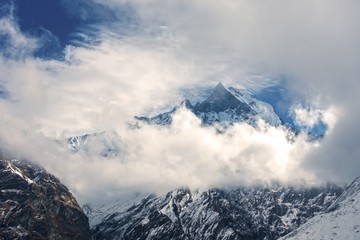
(280, 177, 360, 240)
(91, 185, 343, 240)
(0, 156, 91, 240)
(135, 83, 281, 127)
(227, 87, 282, 127)
(193, 82, 251, 114)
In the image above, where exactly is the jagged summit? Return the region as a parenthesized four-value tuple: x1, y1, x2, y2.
(200, 82, 238, 104)
(179, 98, 192, 109)
(212, 82, 227, 96)
(194, 82, 246, 113)
(134, 83, 281, 127)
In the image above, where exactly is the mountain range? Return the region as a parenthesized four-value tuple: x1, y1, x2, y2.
(0, 83, 358, 239)
(65, 83, 285, 159)
(134, 82, 282, 129)
(89, 184, 343, 240)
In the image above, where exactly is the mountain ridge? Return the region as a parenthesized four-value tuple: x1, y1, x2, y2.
(135, 83, 281, 128)
(280, 176, 360, 240)
(90, 184, 344, 240)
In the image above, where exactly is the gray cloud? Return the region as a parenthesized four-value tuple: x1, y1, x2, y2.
(121, 0, 360, 183)
(1, 1, 360, 204)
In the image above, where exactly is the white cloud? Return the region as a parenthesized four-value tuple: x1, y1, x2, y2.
(291, 105, 339, 131)
(1, 0, 360, 204)
(1, 108, 318, 204)
(0, 17, 37, 58)
(293, 106, 323, 128)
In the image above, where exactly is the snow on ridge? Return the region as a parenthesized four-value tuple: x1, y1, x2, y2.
(327, 176, 360, 212)
(6, 161, 35, 185)
(280, 177, 360, 240)
(136, 84, 282, 128)
(228, 87, 282, 126)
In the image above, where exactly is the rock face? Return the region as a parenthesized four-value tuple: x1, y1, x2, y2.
(91, 185, 343, 240)
(0, 156, 91, 240)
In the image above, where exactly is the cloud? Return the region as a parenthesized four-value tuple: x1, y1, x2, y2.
(293, 107, 323, 128)
(1, 106, 318, 205)
(0, 17, 37, 58)
(115, 0, 360, 184)
(1, 0, 360, 204)
(291, 105, 339, 133)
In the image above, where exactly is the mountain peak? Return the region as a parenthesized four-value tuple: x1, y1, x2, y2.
(214, 82, 226, 92)
(180, 99, 192, 109)
(209, 82, 229, 100)
(136, 83, 280, 127)
(193, 83, 245, 113)
(205, 82, 233, 103)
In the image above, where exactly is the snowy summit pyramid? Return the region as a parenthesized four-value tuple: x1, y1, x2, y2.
(193, 82, 249, 113)
(136, 82, 281, 127)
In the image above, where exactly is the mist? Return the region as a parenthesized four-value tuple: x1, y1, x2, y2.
(1, 0, 359, 204)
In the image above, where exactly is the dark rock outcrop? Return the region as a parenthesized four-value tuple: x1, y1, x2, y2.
(0, 156, 91, 240)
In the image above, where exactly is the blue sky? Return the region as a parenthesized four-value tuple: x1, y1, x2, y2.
(1, 0, 360, 202)
(1, 0, 107, 58)
(0, 0, 329, 135)
(16, 0, 79, 42)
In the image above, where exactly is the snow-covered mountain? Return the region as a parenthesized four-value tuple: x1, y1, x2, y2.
(2, 151, 355, 240)
(49, 82, 358, 240)
(280, 177, 360, 240)
(135, 83, 282, 128)
(65, 83, 282, 156)
(89, 184, 343, 240)
(0, 155, 91, 239)
(65, 131, 122, 157)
